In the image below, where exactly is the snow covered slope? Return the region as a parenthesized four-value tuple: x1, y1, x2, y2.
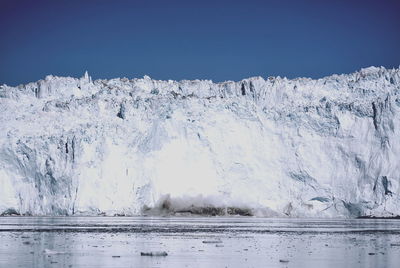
(1, 67, 400, 217)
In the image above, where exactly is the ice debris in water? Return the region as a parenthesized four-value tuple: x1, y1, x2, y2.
(43, 249, 65, 255)
(202, 240, 223, 244)
(140, 251, 168, 256)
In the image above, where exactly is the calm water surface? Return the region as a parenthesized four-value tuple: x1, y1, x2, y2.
(0, 217, 400, 267)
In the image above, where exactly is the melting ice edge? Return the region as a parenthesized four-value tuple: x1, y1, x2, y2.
(1, 66, 400, 217)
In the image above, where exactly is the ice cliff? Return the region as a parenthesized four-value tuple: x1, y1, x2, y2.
(1, 67, 400, 217)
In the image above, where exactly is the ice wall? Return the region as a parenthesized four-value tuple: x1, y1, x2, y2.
(1, 67, 400, 217)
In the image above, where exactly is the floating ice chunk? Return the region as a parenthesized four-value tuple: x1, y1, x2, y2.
(43, 249, 66, 255)
(202, 240, 223, 244)
(140, 251, 168, 256)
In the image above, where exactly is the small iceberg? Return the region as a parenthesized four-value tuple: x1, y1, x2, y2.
(140, 251, 168, 257)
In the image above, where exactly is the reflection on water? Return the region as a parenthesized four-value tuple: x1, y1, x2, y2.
(1, 217, 400, 267)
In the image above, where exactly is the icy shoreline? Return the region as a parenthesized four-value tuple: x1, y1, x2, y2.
(1, 67, 400, 217)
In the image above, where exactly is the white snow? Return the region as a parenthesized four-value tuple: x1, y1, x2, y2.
(1, 66, 400, 217)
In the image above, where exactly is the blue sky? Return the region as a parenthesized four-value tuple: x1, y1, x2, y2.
(0, 0, 399, 86)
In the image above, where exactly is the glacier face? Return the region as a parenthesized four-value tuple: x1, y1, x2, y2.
(1, 67, 400, 217)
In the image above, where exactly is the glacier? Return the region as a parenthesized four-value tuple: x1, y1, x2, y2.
(1, 67, 400, 217)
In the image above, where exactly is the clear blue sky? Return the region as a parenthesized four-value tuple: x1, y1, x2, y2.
(0, 0, 399, 86)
